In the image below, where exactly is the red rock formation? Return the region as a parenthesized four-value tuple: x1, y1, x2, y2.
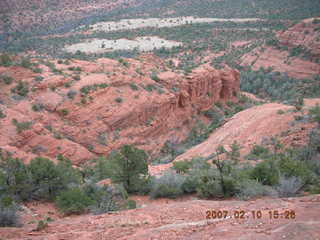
(278, 18, 320, 57)
(241, 18, 320, 79)
(0, 56, 240, 164)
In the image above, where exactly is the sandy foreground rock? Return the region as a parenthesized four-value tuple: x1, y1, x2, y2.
(1, 195, 319, 240)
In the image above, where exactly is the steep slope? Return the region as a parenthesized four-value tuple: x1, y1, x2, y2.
(0, 55, 239, 164)
(149, 100, 318, 175)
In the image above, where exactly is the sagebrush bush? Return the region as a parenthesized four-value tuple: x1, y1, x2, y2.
(276, 176, 303, 197)
(236, 179, 276, 200)
(0, 197, 20, 227)
(182, 175, 199, 193)
(150, 171, 186, 199)
(85, 184, 119, 215)
(197, 177, 223, 198)
(194, 168, 224, 198)
(0, 205, 20, 227)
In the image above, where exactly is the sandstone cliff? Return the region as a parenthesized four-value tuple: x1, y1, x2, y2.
(0, 55, 239, 164)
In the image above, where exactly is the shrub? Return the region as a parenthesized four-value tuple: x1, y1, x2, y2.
(32, 68, 43, 74)
(150, 171, 186, 199)
(73, 75, 81, 81)
(55, 187, 94, 215)
(182, 174, 199, 193)
(211, 153, 238, 197)
(34, 76, 44, 82)
(28, 157, 61, 200)
(1, 74, 13, 85)
(55, 156, 82, 189)
(246, 144, 270, 160)
(0, 110, 6, 119)
(59, 109, 69, 116)
(127, 200, 137, 209)
(12, 119, 33, 133)
(86, 157, 112, 182)
(278, 155, 313, 184)
(67, 90, 77, 99)
(309, 104, 320, 125)
(115, 97, 123, 103)
(226, 141, 241, 163)
(0, 198, 20, 227)
(251, 159, 280, 185)
(80, 84, 108, 95)
(144, 84, 157, 92)
(97, 132, 108, 146)
(34, 220, 48, 231)
(107, 145, 149, 193)
(11, 81, 29, 97)
(236, 179, 275, 200)
(196, 175, 224, 198)
(172, 160, 192, 174)
(32, 103, 44, 112)
(118, 58, 129, 67)
(203, 107, 223, 121)
(276, 176, 303, 197)
(84, 184, 119, 215)
(129, 83, 139, 91)
(150, 72, 160, 82)
(64, 82, 71, 88)
(20, 58, 33, 69)
(0, 54, 13, 67)
(0, 154, 33, 200)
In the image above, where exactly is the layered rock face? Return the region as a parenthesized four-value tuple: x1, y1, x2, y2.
(0, 56, 239, 165)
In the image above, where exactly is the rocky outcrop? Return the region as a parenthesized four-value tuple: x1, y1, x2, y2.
(0, 56, 240, 164)
(179, 64, 239, 110)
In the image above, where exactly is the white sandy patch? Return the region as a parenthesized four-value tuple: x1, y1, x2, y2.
(82, 16, 262, 32)
(64, 36, 182, 53)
